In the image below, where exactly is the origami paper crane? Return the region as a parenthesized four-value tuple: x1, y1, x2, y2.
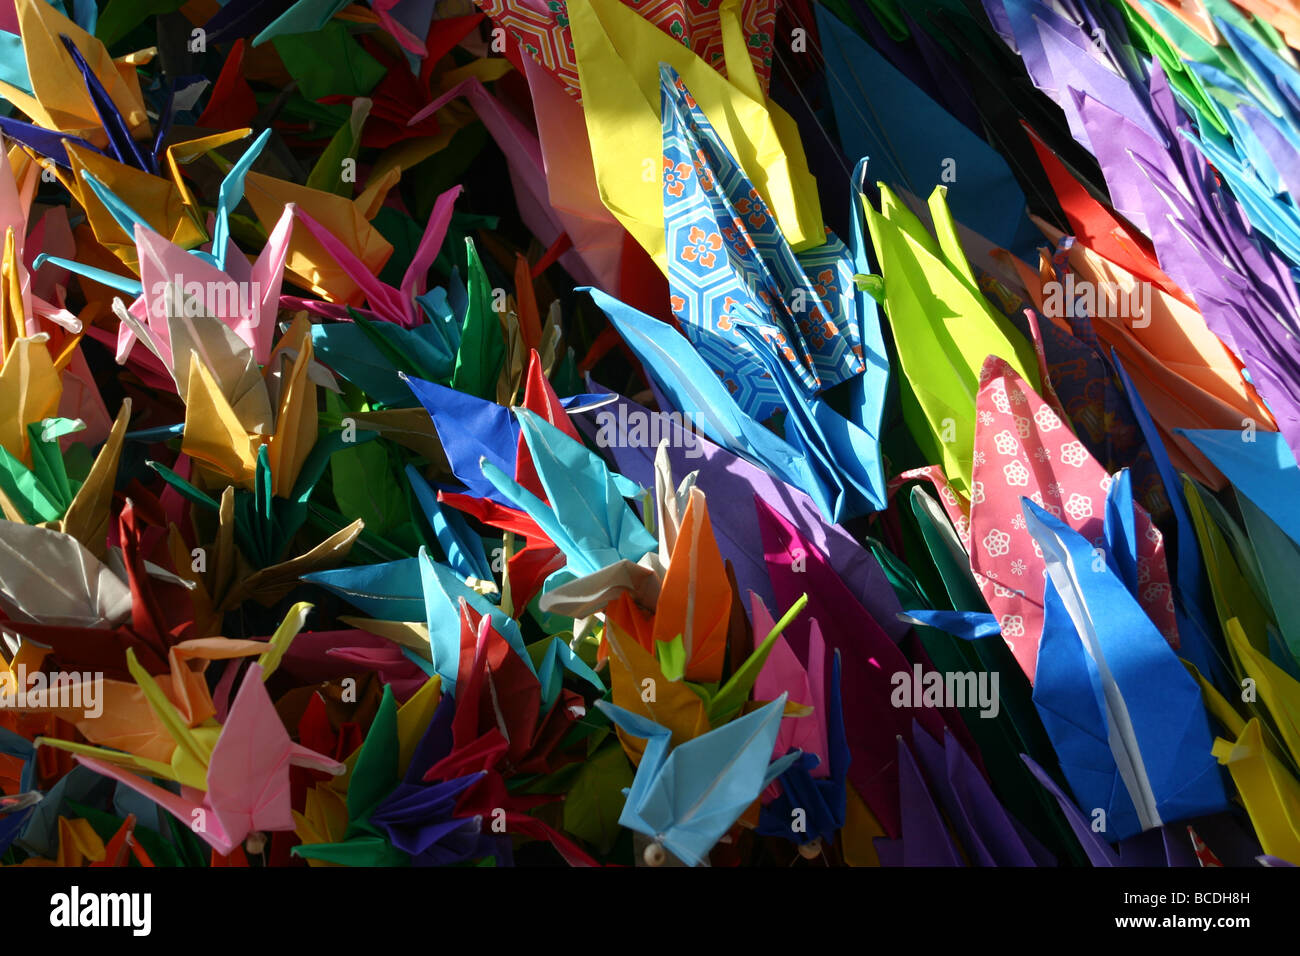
(996, 4, 1300, 456)
(481, 406, 658, 580)
(901, 355, 1178, 682)
(44, 652, 346, 856)
(1213, 718, 1300, 864)
(659, 64, 864, 419)
(1024, 490, 1228, 842)
(0, 399, 127, 550)
(566, 0, 822, 269)
(7, 633, 283, 767)
(405, 358, 613, 613)
(477, 0, 778, 104)
(755, 638, 848, 850)
(242, 166, 397, 307)
(290, 184, 461, 331)
(0, 505, 204, 678)
(369, 770, 492, 866)
(1002, 214, 1278, 489)
(595, 693, 799, 866)
(0, 0, 149, 149)
(537, 441, 737, 683)
(409, 605, 599, 866)
(591, 288, 885, 520)
(862, 183, 1039, 497)
(572, 389, 907, 630)
(33, 128, 296, 368)
(294, 681, 450, 867)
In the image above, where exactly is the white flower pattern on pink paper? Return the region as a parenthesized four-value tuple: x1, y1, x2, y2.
(914, 356, 1181, 685)
(1059, 441, 1088, 467)
(1064, 493, 1093, 520)
(983, 529, 1011, 557)
(1034, 405, 1062, 431)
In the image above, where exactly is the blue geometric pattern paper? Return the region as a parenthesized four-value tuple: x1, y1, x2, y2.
(660, 64, 864, 421)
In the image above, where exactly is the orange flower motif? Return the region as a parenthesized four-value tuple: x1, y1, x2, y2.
(663, 158, 692, 198)
(717, 296, 741, 330)
(813, 269, 836, 299)
(680, 226, 722, 269)
(673, 76, 697, 109)
(669, 294, 686, 313)
(728, 217, 756, 252)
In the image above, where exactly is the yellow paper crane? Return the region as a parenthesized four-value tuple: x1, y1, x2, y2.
(567, 0, 823, 273)
(117, 283, 318, 494)
(0, 0, 151, 148)
(0, 334, 62, 466)
(242, 169, 398, 306)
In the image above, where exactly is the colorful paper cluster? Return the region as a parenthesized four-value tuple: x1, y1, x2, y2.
(0, 0, 1297, 869)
